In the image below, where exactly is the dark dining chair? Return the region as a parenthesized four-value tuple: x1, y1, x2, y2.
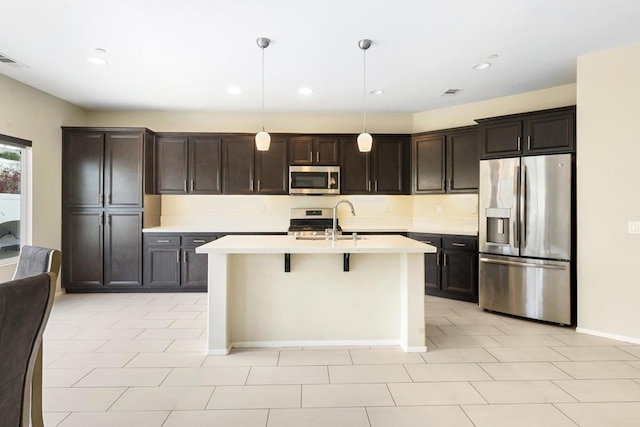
(0, 246, 60, 427)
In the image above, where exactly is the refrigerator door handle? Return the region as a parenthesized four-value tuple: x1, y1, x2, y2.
(521, 165, 527, 249)
(513, 165, 520, 249)
(480, 257, 567, 270)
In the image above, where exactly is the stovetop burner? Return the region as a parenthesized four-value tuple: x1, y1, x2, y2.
(288, 208, 341, 236)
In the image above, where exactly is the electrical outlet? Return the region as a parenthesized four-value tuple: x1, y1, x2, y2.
(435, 205, 442, 213)
(629, 221, 640, 234)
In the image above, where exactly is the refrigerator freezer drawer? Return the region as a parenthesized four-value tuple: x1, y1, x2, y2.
(479, 255, 571, 325)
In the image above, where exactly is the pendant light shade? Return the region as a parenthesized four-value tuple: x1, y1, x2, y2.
(255, 131, 271, 151)
(357, 132, 373, 152)
(256, 37, 271, 151)
(357, 39, 373, 153)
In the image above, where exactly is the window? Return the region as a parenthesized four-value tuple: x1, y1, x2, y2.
(0, 134, 31, 261)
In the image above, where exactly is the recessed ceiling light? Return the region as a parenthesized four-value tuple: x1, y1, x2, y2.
(487, 54, 498, 60)
(87, 57, 107, 65)
(299, 87, 313, 95)
(87, 48, 107, 65)
(472, 62, 492, 70)
(227, 86, 242, 95)
(370, 89, 384, 95)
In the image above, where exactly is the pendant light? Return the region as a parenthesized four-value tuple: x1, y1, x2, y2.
(357, 39, 373, 152)
(255, 37, 271, 151)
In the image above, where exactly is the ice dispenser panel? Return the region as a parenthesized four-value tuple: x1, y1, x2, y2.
(485, 208, 510, 245)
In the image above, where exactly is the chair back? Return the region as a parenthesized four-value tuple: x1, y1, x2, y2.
(13, 245, 61, 280)
(0, 272, 55, 427)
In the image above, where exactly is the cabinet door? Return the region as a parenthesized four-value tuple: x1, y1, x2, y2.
(289, 137, 313, 165)
(479, 121, 522, 158)
(255, 137, 288, 194)
(425, 251, 441, 293)
(340, 139, 371, 194)
(373, 137, 405, 194)
(447, 129, 479, 193)
(190, 137, 222, 194)
(223, 137, 255, 194)
(413, 135, 445, 194)
(441, 250, 478, 302)
(315, 137, 340, 165)
(63, 131, 104, 209)
(105, 132, 144, 208)
(104, 211, 143, 287)
(145, 246, 181, 288)
(156, 136, 188, 193)
(524, 110, 575, 154)
(182, 248, 208, 288)
(62, 211, 104, 288)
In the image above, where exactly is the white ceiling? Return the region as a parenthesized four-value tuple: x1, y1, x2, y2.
(1, 0, 640, 114)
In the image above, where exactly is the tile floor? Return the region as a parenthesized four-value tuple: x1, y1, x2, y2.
(41, 293, 640, 427)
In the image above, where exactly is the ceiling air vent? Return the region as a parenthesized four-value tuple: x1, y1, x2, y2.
(440, 88, 462, 96)
(0, 52, 28, 68)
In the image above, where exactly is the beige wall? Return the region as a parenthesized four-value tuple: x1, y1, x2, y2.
(0, 74, 87, 281)
(87, 111, 413, 134)
(413, 84, 577, 133)
(576, 43, 640, 342)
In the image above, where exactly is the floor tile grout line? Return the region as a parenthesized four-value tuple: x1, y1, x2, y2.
(384, 383, 398, 407)
(550, 402, 582, 426)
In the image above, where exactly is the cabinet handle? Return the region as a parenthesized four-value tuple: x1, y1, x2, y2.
(250, 179, 254, 191)
(193, 239, 205, 243)
(527, 135, 531, 150)
(157, 239, 170, 243)
(375, 180, 378, 192)
(99, 213, 104, 226)
(309, 152, 312, 162)
(517, 136, 521, 151)
(99, 194, 104, 205)
(436, 251, 440, 265)
(257, 180, 261, 192)
(190, 180, 194, 192)
(448, 179, 452, 190)
(177, 251, 180, 263)
(183, 251, 187, 263)
(184, 180, 187, 192)
(107, 214, 111, 225)
(367, 181, 371, 192)
(451, 243, 466, 247)
(316, 151, 319, 163)
(425, 241, 432, 244)
(108, 193, 112, 205)
(443, 253, 447, 266)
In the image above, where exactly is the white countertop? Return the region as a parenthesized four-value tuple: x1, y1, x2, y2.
(196, 234, 437, 254)
(144, 225, 477, 236)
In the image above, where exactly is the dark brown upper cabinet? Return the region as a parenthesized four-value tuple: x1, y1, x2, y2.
(341, 135, 409, 195)
(477, 106, 575, 159)
(289, 136, 340, 165)
(156, 134, 222, 194)
(223, 135, 288, 195)
(412, 126, 478, 194)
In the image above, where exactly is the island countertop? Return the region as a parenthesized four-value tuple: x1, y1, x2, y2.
(196, 234, 436, 254)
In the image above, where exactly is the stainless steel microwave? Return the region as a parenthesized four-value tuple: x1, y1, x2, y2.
(289, 166, 340, 195)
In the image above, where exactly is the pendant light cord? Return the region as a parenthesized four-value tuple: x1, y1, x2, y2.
(362, 47, 367, 133)
(261, 45, 265, 132)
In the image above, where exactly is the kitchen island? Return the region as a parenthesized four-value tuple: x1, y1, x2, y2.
(196, 234, 435, 355)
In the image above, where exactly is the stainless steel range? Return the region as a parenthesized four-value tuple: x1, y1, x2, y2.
(287, 208, 341, 237)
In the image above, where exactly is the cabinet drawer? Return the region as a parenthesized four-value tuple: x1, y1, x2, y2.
(146, 235, 181, 246)
(443, 236, 477, 251)
(410, 234, 442, 248)
(183, 234, 217, 247)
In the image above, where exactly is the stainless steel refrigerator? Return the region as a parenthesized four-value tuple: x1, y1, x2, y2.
(478, 153, 574, 325)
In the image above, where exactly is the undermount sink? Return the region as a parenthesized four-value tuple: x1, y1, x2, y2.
(295, 234, 366, 241)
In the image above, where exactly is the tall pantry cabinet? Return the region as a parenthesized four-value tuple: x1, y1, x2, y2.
(61, 128, 159, 291)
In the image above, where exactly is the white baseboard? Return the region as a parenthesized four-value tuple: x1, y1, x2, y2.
(231, 339, 400, 349)
(576, 327, 640, 345)
(206, 347, 231, 356)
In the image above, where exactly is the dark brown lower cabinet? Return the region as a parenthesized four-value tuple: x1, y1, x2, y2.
(409, 233, 478, 303)
(143, 233, 217, 291)
(63, 210, 142, 290)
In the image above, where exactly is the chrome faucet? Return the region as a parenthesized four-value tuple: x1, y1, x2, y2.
(332, 199, 356, 240)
